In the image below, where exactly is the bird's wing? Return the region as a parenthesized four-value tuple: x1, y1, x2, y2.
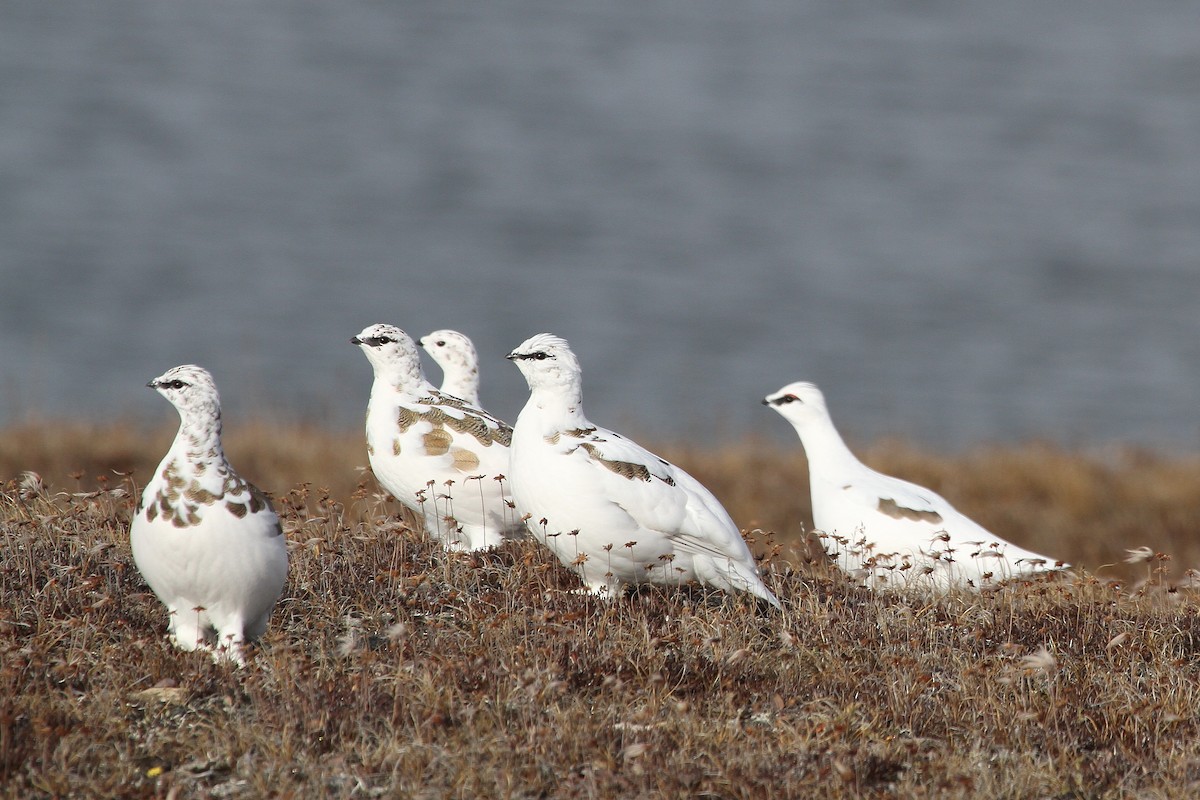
(419, 392, 511, 440)
(844, 469, 951, 525)
(838, 468, 1063, 575)
(217, 477, 282, 533)
(828, 466, 1029, 561)
(400, 395, 513, 475)
(562, 426, 752, 562)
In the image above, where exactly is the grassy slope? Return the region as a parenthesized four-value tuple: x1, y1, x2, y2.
(3, 421, 1200, 798)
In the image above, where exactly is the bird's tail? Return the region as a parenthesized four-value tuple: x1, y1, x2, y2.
(703, 557, 781, 609)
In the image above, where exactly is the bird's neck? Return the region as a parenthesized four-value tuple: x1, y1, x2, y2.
(794, 418, 862, 476)
(168, 413, 226, 465)
(446, 360, 477, 383)
(524, 384, 588, 430)
(373, 368, 433, 398)
(442, 368, 478, 400)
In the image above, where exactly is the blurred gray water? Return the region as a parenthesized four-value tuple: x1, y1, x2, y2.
(2, 1, 1200, 449)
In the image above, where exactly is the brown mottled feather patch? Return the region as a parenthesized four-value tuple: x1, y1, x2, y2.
(184, 483, 217, 504)
(247, 484, 273, 515)
(565, 426, 598, 438)
(406, 403, 512, 447)
(877, 497, 943, 524)
(398, 407, 421, 432)
(163, 464, 185, 489)
(427, 392, 470, 411)
(451, 448, 481, 471)
(579, 443, 652, 482)
(423, 428, 453, 456)
(490, 425, 513, 447)
(444, 413, 495, 445)
(146, 458, 275, 530)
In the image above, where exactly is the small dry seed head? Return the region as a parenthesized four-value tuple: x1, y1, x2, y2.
(1125, 546, 1155, 564)
(1019, 646, 1057, 678)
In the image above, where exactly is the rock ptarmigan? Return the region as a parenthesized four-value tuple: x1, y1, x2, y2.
(130, 365, 288, 665)
(353, 324, 522, 551)
(506, 333, 779, 607)
(419, 329, 481, 407)
(763, 381, 1067, 590)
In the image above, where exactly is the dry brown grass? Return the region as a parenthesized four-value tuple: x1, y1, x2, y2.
(4, 421, 1200, 798)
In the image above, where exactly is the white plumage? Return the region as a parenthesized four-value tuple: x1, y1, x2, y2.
(763, 381, 1066, 590)
(506, 333, 779, 607)
(130, 365, 288, 665)
(419, 329, 482, 407)
(353, 324, 523, 551)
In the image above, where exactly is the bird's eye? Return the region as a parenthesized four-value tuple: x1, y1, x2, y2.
(166, 379, 186, 389)
(783, 394, 799, 403)
(436, 340, 445, 347)
(532, 352, 549, 360)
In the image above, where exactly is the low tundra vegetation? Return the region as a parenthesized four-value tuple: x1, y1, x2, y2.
(3, 421, 1200, 798)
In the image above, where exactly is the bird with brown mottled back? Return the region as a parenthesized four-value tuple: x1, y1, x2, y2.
(763, 381, 1067, 590)
(130, 365, 288, 665)
(353, 324, 524, 551)
(506, 333, 779, 608)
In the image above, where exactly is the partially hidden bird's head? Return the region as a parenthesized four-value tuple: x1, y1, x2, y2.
(419, 329, 478, 371)
(148, 365, 221, 421)
(762, 381, 831, 428)
(506, 333, 581, 391)
(352, 324, 425, 387)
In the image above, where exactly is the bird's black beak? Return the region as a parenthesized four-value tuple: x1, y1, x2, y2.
(147, 380, 157, 389)
(761, 398, 770, 406)
(350, 336, 362, 345)
(505, 353, 517, 360)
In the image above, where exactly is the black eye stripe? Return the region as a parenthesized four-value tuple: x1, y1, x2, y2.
(508, 350, 552, 361)
(164, 379, 186, 389)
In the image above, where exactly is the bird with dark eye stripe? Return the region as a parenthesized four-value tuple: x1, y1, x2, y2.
(505, 332, 780, 608)
(763, 393, 799, 406)
(763, 380, 1068, 591)
(131, 364, 288, 666)
(351, 334, 395, 347)
(353, 323, 525, 551)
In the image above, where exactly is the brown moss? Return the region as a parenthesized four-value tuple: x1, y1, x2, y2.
(2, 422, 1200, 797)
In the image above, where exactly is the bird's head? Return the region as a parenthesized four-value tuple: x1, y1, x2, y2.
(148, 364, 221, 420)
(419, 329, 478, 369)
(762, 381, 830, 427)
(505, 333, 581, 392)
(352, 324, 424, 385)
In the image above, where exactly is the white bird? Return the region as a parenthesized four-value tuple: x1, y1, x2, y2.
(130, 365, 288, 665)
(353, 324, 522, 551)
(419, 329, 482, 407)
(763, 381, 1066, 590)
(506, 333, 779, 607)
